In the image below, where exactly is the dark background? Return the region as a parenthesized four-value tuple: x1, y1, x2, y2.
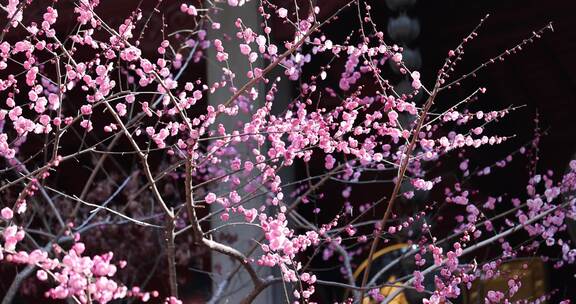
(302, 0, 576, 302)
(417, 0, 576, 174)
(313, 0, 576, 174)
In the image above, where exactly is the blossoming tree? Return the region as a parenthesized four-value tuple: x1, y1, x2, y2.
(0, 0, 574, 303)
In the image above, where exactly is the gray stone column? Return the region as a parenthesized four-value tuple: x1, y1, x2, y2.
(205, 2, 284, 303)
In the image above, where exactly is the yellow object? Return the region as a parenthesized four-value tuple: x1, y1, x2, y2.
(464, 258, 547, 304)
(354, 244, 409, 304)
(360, 275, 408, 304)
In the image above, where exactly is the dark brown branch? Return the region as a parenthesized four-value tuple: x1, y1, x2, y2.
(358, 84, 440, 299)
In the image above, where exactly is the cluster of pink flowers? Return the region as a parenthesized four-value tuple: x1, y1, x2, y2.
(2, 232, 127, 303)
